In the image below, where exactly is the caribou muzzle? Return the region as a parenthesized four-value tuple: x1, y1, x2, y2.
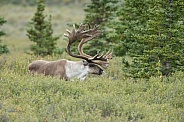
(99, 69, 104, 75)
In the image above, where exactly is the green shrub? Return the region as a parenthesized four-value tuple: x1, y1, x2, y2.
(0, 17, 9, 54)
(27, 0, 60, 56)
(0, 54, 183, 121)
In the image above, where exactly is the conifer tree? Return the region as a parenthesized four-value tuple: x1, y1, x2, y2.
(114, 0, 184, 78)
(0, 17, 9, 54)
(82, 0, 119, 55)
(27, 0, 59, 56)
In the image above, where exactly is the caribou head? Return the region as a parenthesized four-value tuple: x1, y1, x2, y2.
(28, 24, 112, 80)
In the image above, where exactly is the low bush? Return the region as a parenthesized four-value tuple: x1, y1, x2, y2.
(0, 54, 183, 121)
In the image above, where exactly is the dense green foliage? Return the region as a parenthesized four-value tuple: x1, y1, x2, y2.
(82, 0, 119, 55)
(112, 0, 184, 78)
(0, 17, 9, 55)
(0, 54, 184, 121)
(82, 0, 184, 78)
(27, 0, 59, 56)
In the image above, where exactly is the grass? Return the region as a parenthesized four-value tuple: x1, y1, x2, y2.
(0, 54, 184, 121)
(0, 3, 184, 122)
(0, 4, 85, 54)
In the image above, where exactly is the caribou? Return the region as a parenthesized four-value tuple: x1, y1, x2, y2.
(28, 24, 112, 80)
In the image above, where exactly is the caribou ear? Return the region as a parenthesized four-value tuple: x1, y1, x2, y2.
(82, 60, 88, 66)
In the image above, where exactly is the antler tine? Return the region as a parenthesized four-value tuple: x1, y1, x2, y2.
(78, 23, 85, 31)
(87, 23, 91, 29)
(64, 24, 78, 45)
(87, 50, 113, 62)
(104, 50, 113, 60)
(88, 53, 100, 60)
(89, 50, 113, 69)
(102, 50, 111, 58)
(98, 53, 105, 59)
(72, 24, 76, 35)
(81, 24, 100, 35)
(88, 53, 108, 61)
(64, 29, 71, 38)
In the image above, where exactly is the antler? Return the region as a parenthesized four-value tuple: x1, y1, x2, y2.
(64, 23, 112, 68)
(64, 24, 91, 60)
(78, 24, 113, 61)
(77, 24, 102, 58)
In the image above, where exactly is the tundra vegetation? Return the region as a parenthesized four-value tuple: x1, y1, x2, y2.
(0, 17, 9, 54)
(0, 0, 184, 121)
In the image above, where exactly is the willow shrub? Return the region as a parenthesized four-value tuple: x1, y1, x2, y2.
(0, 54, 183, 121)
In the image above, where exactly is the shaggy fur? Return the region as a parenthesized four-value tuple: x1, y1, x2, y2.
(28, 59, 103, 80)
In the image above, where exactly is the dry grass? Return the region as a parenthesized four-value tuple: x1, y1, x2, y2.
(0, 4, 85, 54)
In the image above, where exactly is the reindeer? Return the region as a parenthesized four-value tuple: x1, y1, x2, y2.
(28, 24, 112, 80)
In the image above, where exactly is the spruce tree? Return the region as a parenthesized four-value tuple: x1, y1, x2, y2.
(82, 0, 119, 55)
(114, 0, 184, 78)
(0, 17, 9, 54)
(27, 0, 59, 56)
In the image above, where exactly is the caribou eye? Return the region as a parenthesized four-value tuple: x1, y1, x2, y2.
(82, 60, 88, 66)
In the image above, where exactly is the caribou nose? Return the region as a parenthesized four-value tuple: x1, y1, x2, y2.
(99, 69, 104, 75)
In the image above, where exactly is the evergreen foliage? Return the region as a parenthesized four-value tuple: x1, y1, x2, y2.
(27, 0, 59, 56)
(82, 0, 119, 55)
(0, 17, 9, 54)
(113, 0, 184, 78)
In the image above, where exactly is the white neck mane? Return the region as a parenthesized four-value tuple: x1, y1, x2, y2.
(65, 61, 90, 80)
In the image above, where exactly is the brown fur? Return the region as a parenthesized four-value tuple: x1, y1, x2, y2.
(28, 59, 67, 80)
